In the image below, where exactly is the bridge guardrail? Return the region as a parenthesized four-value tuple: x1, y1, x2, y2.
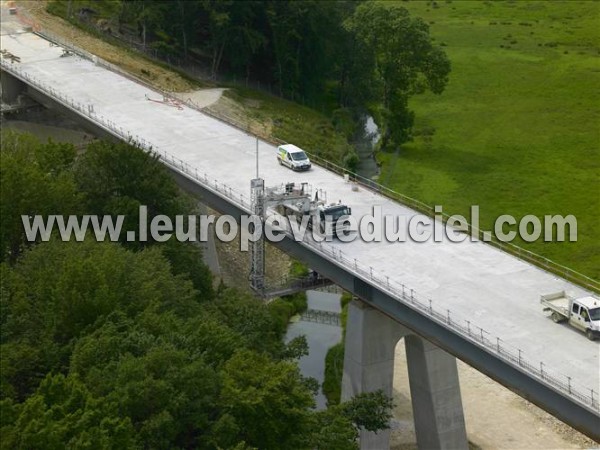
(296, 236, 599, 413)
(2, 51, 598, 414)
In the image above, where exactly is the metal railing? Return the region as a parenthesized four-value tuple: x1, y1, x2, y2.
(2, 43, 599, 414)
(297, 236, 599, 412)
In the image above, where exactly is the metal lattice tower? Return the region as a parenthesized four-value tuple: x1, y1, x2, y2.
(250, 178, 265, 295)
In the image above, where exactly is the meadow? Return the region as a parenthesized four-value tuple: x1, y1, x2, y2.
(378, 0, 600, 279)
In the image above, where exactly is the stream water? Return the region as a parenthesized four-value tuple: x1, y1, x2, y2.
(353, 115, 381, 180)
(284, 290, 342, 410)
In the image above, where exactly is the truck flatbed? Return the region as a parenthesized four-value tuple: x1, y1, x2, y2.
(540, 291, 571, 321)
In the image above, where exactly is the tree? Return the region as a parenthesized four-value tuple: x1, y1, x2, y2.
(120, 0, 164, 50)
(216, 349, 315, 449)
(345, 2, 451, 148)
(264, 0, 349, 101)
(1, 237, 394, 449)
(74, 140, 183, 249)
(73, 139, 214, 295)
(309, 408, 358, 450)
(1, 374, 138, 450)
(338, 390, 394, 432)
(199, 0, 234, 80)
(206, 288, 285, 355)
(0, 130, 81, 263)
(160, 239, 214, 302)
(223, 1, 267, 83)
(0, 239, 198, 400)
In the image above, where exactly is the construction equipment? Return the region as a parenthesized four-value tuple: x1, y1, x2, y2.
(265, 182, 352, 238)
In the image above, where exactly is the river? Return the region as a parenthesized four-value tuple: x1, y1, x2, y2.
(353, 115, 381, 180)
(284, 290, 342, 410)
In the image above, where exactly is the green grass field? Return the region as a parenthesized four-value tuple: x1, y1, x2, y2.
(377, 0, 599, 279)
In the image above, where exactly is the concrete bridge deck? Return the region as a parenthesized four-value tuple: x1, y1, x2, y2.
(1, 29, 598, 431)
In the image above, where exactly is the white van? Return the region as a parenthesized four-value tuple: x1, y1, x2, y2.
(276, 144, 311, 171)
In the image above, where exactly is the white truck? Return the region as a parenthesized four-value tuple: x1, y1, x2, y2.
(280, 199, 352, 238)
(268, 182, 351, 238)
(540, 291, 600, 340)
(276, 144, 312, 171)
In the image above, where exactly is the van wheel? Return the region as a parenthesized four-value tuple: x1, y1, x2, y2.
(278, 158, 283, 165)
(586, 329, 595, 341)
(551, 312, 561, 323)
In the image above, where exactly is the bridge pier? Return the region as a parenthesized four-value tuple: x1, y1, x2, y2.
(342, 299, 468, 450)
(0, 70, 26, 103)
(405, 335, 468, 450)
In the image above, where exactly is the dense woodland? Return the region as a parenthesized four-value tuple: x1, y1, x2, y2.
(50, 0, 450, 150)
(0, 131, 392, 449)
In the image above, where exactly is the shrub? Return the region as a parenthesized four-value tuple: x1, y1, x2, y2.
(322, 343, 345, 405)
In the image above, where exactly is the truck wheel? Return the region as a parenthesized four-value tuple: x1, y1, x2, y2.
(551, 312, 561, 323)
(586, 329, 595, 341)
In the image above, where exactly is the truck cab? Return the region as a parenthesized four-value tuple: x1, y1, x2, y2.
(318, 204, 352, 236)
(569, 297, 600, 339)
(277, 144, 311, 171)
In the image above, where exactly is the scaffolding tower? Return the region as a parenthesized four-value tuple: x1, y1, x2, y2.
(249, 178, 265, 295)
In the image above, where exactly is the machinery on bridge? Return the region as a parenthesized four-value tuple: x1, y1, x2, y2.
(249, 180, 352, 296)
(265, 181, 352, 238)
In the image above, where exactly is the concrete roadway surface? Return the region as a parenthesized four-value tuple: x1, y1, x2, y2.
(1, 30, 598, 404)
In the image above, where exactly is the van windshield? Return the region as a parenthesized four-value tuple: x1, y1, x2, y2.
(290, 151, 308, 161)
(590, 307, 600, 321)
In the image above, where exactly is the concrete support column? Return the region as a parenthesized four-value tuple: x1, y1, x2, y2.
(405, 335, 468, 450)
(0, 70, 25, 103)
(342, 300, 409, 449)
(342, 299, 468, 450)
(196, 201, 221, 279)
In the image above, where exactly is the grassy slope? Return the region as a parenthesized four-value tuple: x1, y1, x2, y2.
(39, 1, 354, 166)
(218, 88, 353, 163)
(379, 0, 599, 278)
(20, 1, 201, 92)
